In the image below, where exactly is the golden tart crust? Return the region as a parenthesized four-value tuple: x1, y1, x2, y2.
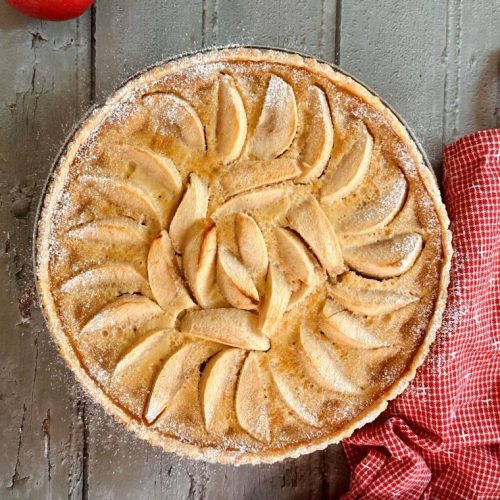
(35, 48, 452, 465)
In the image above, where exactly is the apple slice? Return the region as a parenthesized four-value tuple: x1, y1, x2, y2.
(113, 329, 176, 379)
(81, 295, 163, 334)
(182, 219, 218, 308)
(287, 196, 343, 276)
(216, 74, 247, 163)
(236, 353, 270, 442)
(221, 159, 300, 197)
(248, 75, 298, 160)
(259, 264, 291, 336)
(275, 227, 315, 284)
(67, 217, 149, 247)
(321, 122, 373, 203)
(300, 325, 361, 393)
(320, 299, 387, 348)
(80, 175, 165, 227)
(169, 173, 209, 253)
(199, 348, 246, 434)
(143, 93, 206, 151)
(112, 145, 182, 194)
(144, 341, 220, 423)
(330, 272, 418, 315)
(343, 233, 423, 278)
(339, 172, 407, 235)
(180, 308, 270, 351)
(286, 279, 317, 311)
(270, 361, 321, 427)
(217, 246, 259, 310)
(61, 263, 149, 296)
(235, 213, 268, 281)
(147, 230, 195, 314)
(297, 86, 334, 182)
(213, 186, 287, 218)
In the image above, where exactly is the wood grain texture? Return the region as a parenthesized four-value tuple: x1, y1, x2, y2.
(455, 0, 499, 136)
(1, 0, 498, 498)
(0, 3, 91, 499)
(339, 0, 449, 169)
(203, 0, 338, 62)
(340, 0, 499, 173)
(94, 0, 204, 98)
(442, 0, 499, 144)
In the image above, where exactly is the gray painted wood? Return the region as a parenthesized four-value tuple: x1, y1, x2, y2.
(339, 0, 449, 169)
(340, 0, 499, 172)
(203, 0, 338, 62)
(442, 0, 499, 144)
(455, 0, 499, 137)
(94, 0, 204, 99)
(1, 0, 498, 498)
(0, 3, 91, 499)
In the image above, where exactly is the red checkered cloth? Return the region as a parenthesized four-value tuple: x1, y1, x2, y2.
(342, 129, 500, 499)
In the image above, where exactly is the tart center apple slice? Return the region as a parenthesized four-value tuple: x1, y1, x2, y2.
(180, 308, 270, 351)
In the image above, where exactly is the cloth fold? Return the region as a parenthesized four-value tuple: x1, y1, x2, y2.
(343, 129, 500, 499)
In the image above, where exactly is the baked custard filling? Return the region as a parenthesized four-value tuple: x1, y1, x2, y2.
(36, 48, 451, 464)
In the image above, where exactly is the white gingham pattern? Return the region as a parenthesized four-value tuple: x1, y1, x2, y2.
(342, 129, 500, 499)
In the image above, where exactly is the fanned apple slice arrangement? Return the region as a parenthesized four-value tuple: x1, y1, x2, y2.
(62, 72, 424, 442)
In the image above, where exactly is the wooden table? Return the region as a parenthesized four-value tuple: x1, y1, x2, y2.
(1, 1, 497, 498)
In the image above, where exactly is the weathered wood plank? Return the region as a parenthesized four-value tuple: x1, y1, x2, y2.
(455, 0, 499, 137)
(441, 0, 499, 145)
(203, 445, 350, 499)
(94, 0, 204, 99)
(204, 0, 338, 62)
(0, 3, 91, 499)
(339, 1, 448, 169)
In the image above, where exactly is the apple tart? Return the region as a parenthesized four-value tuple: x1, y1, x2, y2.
(35, 48, 452, 464)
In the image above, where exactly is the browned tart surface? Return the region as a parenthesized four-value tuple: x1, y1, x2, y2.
(36, 48, 451, 464)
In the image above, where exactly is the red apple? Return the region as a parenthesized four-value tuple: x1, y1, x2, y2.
(5, 0, 95, 21)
